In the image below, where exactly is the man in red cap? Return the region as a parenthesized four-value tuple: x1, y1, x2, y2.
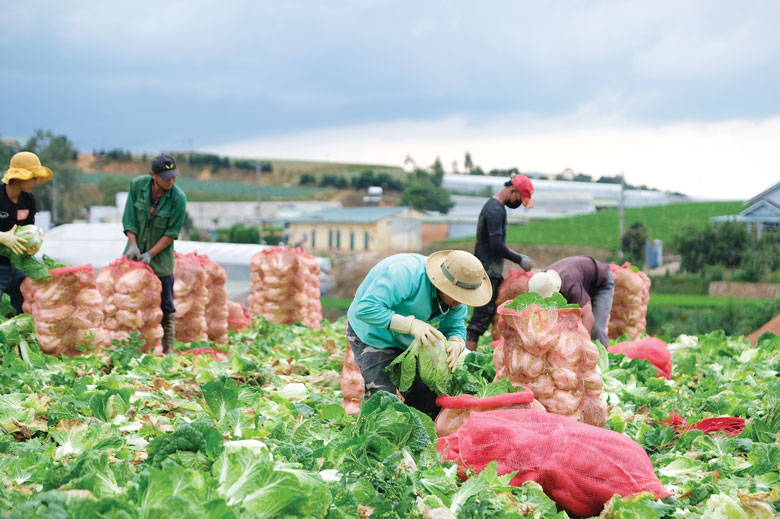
(465, 174, 535, 351)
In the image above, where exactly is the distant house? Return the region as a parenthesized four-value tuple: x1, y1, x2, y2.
(286, 206, 427, 252)
(712, 181, 780, 239)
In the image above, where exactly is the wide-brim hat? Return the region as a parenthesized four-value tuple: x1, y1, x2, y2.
(426, 250, 492, 307)
(528, 269, 562, 298)
(3, 151, 53, 184)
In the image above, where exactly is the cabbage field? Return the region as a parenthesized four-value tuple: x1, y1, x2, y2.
(0, 314, 778, 518)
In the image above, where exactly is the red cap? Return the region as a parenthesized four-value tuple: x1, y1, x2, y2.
(511, 174, 534, 208)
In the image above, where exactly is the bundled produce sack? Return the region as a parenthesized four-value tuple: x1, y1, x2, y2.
(195, 254, 229, 344)
(490, 268, 533, 340)
(434, 388, 543, 437)
(21, 264, 108, 356)
(608, 336, 673, 379)
(173, 252, 209, 344)
(494, 293, 607, 427)
(97, 257, 163, 353)
(437, 409, 670, 517)
(339, 341, 365, 415)
(248, 247, 322, 328)
(608, 262, 651, 340)
(226, 300, 250, 331)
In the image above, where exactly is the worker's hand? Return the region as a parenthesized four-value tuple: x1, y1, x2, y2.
(125, 243, 141, 260)
(389, 314, 445, 349)
(0, 225, 27, 255)
(519, 254, 535, 271)
(445, 336, 465, 372)
(139, 252, 153, 265)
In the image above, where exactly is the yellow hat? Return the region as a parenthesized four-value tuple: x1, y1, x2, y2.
(3, 152, 54, 184)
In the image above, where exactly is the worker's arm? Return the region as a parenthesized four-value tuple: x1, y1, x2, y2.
(488, 234, 534, 270)
(147, 235, 174, 257)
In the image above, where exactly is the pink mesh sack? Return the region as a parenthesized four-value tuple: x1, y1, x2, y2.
(340, 340, 365, 416)
(173, 252, 209, 343)
(97, 257, 163, 353)
(495, 302, 607, 427)
(195, 253, 229, 344)
(21, 264, 108, 356)
(434, 390, 543, 437)
(437, 409, 671, 517)
(608, 262, 651, 340)
(608, 336, 673, 379)
(248, 247, 322, 328)
(226, 301, 250, 331)
(490, 269, 532, 340)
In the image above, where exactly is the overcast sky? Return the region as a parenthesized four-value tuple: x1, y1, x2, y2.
(2, 0, 778, 199)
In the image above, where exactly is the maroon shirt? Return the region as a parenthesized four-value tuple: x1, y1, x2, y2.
(545, 256, 610, 306)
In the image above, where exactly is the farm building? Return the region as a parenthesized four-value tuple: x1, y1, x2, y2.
(711, 180, 780, 238)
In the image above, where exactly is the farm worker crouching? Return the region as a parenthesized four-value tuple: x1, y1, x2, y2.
(346, 250, 492, 418)
(528, 255, 615, 346)
(121, 153, 187, 354)
(466, 173, 536, 351)
(0, 152, 53, 314)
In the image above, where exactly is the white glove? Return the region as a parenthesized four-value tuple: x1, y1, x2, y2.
(0, 225, 27, 255)
(445, 337, 465, 372)
(519, 254, 535, 271)
(389, 314, 444, 349)
(125, 243, 141, 260)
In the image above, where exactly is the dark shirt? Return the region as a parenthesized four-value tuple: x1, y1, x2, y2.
(0, 185, 36, 266)
(545, 256, 610, 306)
(474, 198, 508, 277)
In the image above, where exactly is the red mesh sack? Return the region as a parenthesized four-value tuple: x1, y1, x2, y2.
(608, 336, 672, 379)
(226, 301, 250, 331)
(437, 409, 671, 517)
(97, 257, 163, 353)
(660, 412, 745, 437)
(194, 253, 228, 344)
(494, 302, 607, 427)
(21, 264, 108, 356)
(173, 252, 208, 343)
(340, 340, 365, 416)
(490, 269, 532, 340)
(608, 262, 651, 340)
(248, 247, 322, 328)
(434, 390, 544, 437)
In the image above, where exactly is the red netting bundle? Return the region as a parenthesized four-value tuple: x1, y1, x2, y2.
(437, 409, 671, 517)
(173, 252, 208, 343)
(21, 264, 108, 356)
(434, 390, 543, 437)
(97, 257, 162, 353)
(339, 341, 365, 416)
(495, 302, 607, 427)
(195, 253, 228, 344)
(226, 301, 250, 331)
(660, 412, 745, 437)
(248, 247, 322, 328)
(490, 269, 532, 340)
(608, 336, 673, 379)
(608, 262, 651, 340)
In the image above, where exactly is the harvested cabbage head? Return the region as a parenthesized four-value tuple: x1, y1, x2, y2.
(16, 225, 44, 255)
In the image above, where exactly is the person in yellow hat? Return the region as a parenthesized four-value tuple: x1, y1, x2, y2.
(0, 152, 53, 313)
(346, 250, 492, 418)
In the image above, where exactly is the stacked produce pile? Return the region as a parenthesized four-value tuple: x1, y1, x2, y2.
(20, 264, 108, 356)
(339, 344, 364, 415)
(248, 247, 322, 328)
(490, 269, 532, 339)
(173, 252, 209, 343)
(608, 262, 651, 339)
(97, 257, 163, 353)
(494, 298, 607, 426)
(226, 300, 250, 331)
(196, 254, 229, 344)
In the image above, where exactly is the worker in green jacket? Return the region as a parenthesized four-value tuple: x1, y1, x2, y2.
(347, 250, 492, 418)
(121, 153, 187, 353)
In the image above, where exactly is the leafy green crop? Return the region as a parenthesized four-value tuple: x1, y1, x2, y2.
(504, 292, 578, 312)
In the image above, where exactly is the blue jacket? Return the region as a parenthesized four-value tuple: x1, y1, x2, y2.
(347, 254, 467, 350)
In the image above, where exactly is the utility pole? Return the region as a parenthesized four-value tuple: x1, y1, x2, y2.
(618, 170, 625, 257)
(255, 161, 263, 244)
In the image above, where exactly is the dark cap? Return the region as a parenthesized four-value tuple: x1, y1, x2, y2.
(151, 153, 179, 180)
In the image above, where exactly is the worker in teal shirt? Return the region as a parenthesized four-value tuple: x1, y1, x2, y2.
(347, 250, 492, 418)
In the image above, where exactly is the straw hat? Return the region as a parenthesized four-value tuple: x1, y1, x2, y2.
(3, 152, 53, 185)
(528, 270, 562, 298)
(426, 250, 492, 307)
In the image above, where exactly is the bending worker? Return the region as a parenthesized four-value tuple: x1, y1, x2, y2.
(528, 255, 615, 345)
(122, 153, 187, 353)
(0, 152, 53, 314)
(466, 174, 535, 351)
(347, 250, 492, 418)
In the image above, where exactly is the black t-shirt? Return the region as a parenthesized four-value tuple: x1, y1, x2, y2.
(473, 198, 507, 277)
(0, 184, 36, 265)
